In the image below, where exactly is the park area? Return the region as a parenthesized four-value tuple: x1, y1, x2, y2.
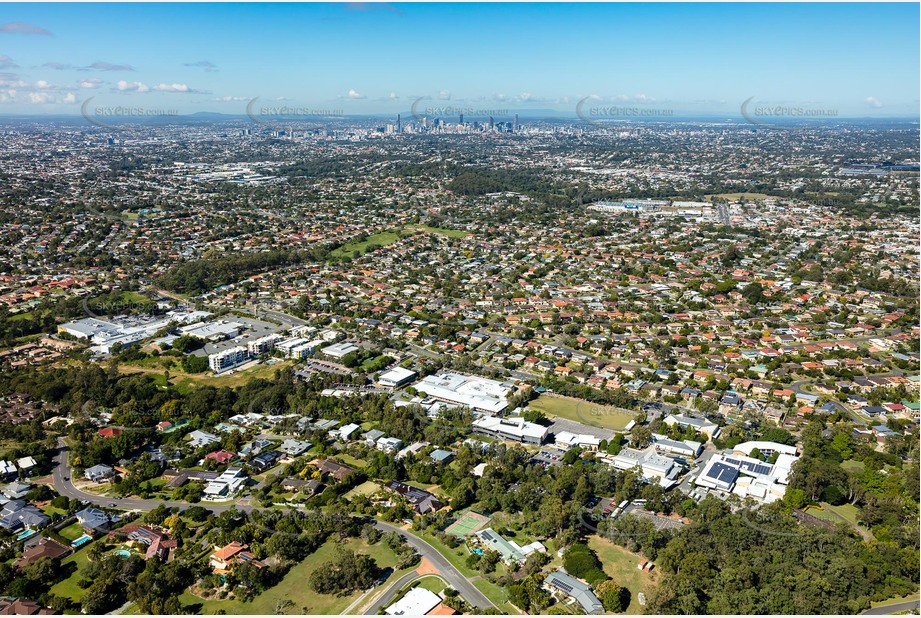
(529, 395, 635, 431)
(162, 537, 405, 615)
(587, 536, 658, 615)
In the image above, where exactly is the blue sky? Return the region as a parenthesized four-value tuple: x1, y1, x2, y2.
(0, 2, 918, 117)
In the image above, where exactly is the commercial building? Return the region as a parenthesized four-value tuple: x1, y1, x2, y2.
(320, 341, 360, 359)
(179, 320, 242, 342)
(553, 431, 601, 451)
(611, 447, 677, 482)
(472, 416, 548, 445)
(545, 570, 604, 614)
(376, 366, 418, 388)
(417, 372, 512, 414)
(695, 451, 799, 503)
(663, 414, 720, 439)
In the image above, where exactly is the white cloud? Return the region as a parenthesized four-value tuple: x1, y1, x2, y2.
(347, 88, 364, 99)
(0, 54, 17, 69)
(388, 91, 398, 100)
(438, 89, 451, 100)
(78, 78, 103, 89)
(116, 80, 149, 92)
(153, 83, 190, 92)
(865, 96, 882, 109)
(62, 92, 76, 103)
(28, 91, 52, 103)
(215, 95, 247, 102)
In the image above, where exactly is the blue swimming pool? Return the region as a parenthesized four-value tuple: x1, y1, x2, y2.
(71, 534, 92, 547)
(16, 529, 36, 541)
(115, 550, 131, 557)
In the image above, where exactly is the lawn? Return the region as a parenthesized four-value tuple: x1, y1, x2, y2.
(409, 224, 471, 239)
(841, 459, 865, 473)
(588, 535, 658, 615)
(820, 502, 864, 528)
(57, 522, 86, 542)
(49, 545, 93, 603)
(331, 230, 402, 259)
(343, 480, 380, 500)
(175, 537, 400, 615)
(529, 395, 635, 431)
(414, 575, 447, 594)
(119, 360, 292, 392)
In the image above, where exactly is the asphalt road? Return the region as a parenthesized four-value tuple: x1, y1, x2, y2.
(52, 438, 496, 610)
(368, 570, 428, 614)
(862, 600, 920, 615)
(372, 520, 495, 610)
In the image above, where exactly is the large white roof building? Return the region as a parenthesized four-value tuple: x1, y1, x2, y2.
(417, 371, 511, 414)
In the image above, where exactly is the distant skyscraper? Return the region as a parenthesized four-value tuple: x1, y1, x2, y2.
(488, 116, 494, 129)
(513, 113, 519, 132)
(396, 114, 401, 133)
(459, 113, 464, 125)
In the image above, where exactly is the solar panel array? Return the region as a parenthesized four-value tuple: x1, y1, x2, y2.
(706, 462, 739, 485)
(552, 578, 573, 593)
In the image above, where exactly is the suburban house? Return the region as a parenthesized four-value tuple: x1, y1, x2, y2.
(310, 458, 355, 483)
(384, 480, 444, 515)
(209, 541, 265, 573)
(13, 537, 70, 570)
(83, 464, 115, 482)
(75, 507, 120, 533)
(278, 477, 318, 494)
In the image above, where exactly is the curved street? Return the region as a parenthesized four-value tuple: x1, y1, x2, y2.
(52, 438, 496, 610)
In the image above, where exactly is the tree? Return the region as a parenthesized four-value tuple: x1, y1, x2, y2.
(596, 579, 626, 612)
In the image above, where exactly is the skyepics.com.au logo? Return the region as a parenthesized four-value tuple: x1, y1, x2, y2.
(576, 96, 674, 128)
(245, 97, 344, 129)
(81, 97, 179, 130)
(740, 97, 838, 129)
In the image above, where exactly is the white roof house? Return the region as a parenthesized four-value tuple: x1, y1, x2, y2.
(333, 423, 361, 441)
(384, 586, 441, 616)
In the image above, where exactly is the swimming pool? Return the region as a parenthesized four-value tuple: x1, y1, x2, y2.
(115, 550, 131, 557)
(16, 529, 36, 541)
(71, 534, 92, 548)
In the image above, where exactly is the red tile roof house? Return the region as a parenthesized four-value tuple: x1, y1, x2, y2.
(209, 541, 265, 573)
(97, 427, 123, 438)
(205, 450, 236, 465)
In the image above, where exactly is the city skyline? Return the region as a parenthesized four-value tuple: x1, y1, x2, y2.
(0, 2, 918, 118)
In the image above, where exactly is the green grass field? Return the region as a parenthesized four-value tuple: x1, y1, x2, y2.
(49, 546, 93, 603)
(331, 230, 402, 259)
(409, 224, 471, 238)
(119, 360, 292, 392)
(529, 395, 635, 431)
(343, 480, 380, 500)
(588, 536, 658, 615)
(173, 537, 400, 615)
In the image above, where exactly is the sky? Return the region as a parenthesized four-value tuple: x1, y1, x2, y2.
(0, 2, 918, 118)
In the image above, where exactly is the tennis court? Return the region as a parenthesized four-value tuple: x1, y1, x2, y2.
(444, 511, 490, 537)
